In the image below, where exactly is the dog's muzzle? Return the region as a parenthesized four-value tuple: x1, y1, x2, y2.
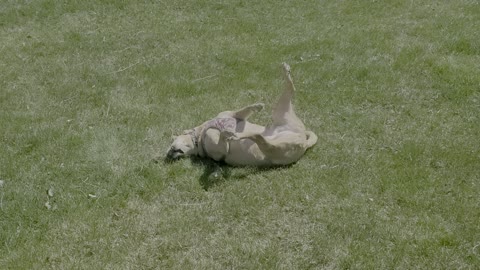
(166, 148, 184, 160)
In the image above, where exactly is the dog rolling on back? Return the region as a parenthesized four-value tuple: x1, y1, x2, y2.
(167, 63, 317, 166)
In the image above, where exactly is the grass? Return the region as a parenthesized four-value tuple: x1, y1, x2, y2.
(1, 0, 479, 269)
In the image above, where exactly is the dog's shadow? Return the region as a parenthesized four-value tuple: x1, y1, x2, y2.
(161, 156, 291, 190)
(187, 157, 229, 190)
(189, 157, 291, 190)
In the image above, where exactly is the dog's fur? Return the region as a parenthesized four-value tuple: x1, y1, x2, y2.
(167, 63, 317, 166)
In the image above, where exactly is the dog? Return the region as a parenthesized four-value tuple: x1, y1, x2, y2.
(167, 63, 317, 166)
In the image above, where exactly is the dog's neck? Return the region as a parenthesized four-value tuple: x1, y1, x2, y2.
(186, 126, 204, 157)
(188, 129, 199, 148)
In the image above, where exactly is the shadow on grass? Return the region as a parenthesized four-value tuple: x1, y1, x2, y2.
(190, 156, 293, 190)
(162, 156, 292, 190)
(189, 156, 231, 190)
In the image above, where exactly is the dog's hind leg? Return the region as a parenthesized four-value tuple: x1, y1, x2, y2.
(217, 103, 264, 120)
(230, 131, 304, 165)
(230, 131, 278, 153)
(271, 63, 305, 132)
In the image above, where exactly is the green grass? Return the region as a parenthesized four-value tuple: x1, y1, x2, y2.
(1, 0, 479, 269)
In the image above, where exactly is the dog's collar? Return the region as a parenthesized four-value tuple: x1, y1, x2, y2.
(187, 129, 199, 149)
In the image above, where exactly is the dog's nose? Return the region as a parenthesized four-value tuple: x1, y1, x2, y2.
(166, 148, 175, 159)
(166, 148, 184, 160)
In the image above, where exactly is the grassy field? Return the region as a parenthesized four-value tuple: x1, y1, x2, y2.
(1, 0, 479, 269)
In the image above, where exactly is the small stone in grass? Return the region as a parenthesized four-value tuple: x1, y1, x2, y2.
(47, 187, 54, 197)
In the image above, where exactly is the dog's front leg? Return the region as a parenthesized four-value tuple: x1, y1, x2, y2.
(232, 103, 265, 120)
(217, 103, 265, 120)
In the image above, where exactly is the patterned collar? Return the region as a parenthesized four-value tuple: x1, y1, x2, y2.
(187, 129, 199, 148)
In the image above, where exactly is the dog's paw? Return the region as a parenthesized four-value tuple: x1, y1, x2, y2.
(251, 103, 265, 112)
(226, 135, 239, 141)
(221, 130, 238, 141)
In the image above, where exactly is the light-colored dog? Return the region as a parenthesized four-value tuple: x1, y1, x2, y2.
(167, 63, 317, 166)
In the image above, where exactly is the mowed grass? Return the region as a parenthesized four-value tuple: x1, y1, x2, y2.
(1, 0, 479, 268)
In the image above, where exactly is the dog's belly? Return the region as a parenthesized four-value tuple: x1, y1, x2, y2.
(202, 129, 267, 166)
(224, 140, 271, 166)
(225, 121, 271, 166)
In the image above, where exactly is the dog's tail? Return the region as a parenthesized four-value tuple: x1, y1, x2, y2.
(304, 131, 318, 149)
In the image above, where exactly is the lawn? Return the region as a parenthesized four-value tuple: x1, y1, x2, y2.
(1, 0, 479, 269)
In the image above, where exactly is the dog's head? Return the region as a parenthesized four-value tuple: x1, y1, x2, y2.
(166, 130, 198, 160)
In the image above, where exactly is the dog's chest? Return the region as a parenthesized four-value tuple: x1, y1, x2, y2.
(204, 117, 236, 133)
(202, 129, 229, 161)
